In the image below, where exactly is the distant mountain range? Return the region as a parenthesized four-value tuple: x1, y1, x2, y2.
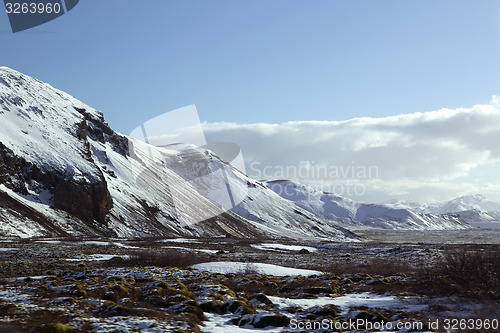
(0, 67, 485, 239)
(265, 180, 472, 229)
(384, 194, 500, 225)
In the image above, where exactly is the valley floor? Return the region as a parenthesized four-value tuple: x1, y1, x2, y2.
(0, 230, 499, 332)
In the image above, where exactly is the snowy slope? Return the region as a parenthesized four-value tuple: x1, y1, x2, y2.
(382, 199, 432, 214)
(0, 67, 264, 238)
(144, 142, 356, 240)
(0, 67, 356, 240)
(385, 194, 500, 224)
(431, 194, 500, 215)
(265, 180, 471, 230)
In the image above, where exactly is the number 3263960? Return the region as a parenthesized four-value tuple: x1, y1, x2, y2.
(5, 2, 62, 14)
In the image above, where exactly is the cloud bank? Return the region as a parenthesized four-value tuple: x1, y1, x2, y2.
(203, 97, 500, 203)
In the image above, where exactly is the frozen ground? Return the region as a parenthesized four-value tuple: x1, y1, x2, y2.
(0, 233, 499, 332)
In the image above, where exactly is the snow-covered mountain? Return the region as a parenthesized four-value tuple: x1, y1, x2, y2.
(382, 199, 432, 214)
(0, 67, 471, 239)
(0, 67, 357, 240)
(385, 194, 500, 224)
(265, 180, 471, 230)
(431, 194, 500, 215)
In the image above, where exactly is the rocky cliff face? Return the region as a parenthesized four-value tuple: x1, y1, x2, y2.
(0, 138, 113, 225)
(0, 94, 117, 225)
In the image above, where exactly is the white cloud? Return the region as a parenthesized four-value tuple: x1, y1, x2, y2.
(203, 97, 500, 202)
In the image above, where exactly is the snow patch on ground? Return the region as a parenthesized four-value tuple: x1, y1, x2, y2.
(0, 248, 18, 252)
(269, 292, 419, 316)
(202, 313, 284, 333)
(66, 254, 129, 262)
(158, 238, 201, 244)
(163, 246, 219, 254)
(190, 261, 323, 276)
(251, 243, 318, 252)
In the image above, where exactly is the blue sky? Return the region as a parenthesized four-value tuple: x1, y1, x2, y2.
(2, 0, 500, 202)
(2, 0, 500, 132)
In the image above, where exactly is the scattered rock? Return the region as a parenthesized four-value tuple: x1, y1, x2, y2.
(222, 299, 257, 315)
(238, 313, 290, 328)
(249, 293, 273, 305)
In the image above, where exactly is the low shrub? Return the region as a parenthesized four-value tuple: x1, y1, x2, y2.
(107, 249, 207, 268)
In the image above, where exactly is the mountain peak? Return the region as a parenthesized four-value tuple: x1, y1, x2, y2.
(456, 193, 487, 201)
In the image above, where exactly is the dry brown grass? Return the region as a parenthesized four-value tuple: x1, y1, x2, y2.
(429, 248, 500, 299)
(323, 257, 420, 276)
(106, 248, 208, 269)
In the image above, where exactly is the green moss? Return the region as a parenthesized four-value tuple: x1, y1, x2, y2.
(265, 281, 279, 289)
(72, 284, 87, 297)
(94, 300, 146, 318)
(181, 304, 206, 321)
(382, 277, 399, 283)
(37, 284, 50, 292)
(109, 284, 129, 295)
(244, 279, 263, 287)
(157, 284, 195, 300)
(175, 282, 189, 291)
(207, 290, 227, 302)
(200, 300, 223, 313)
(63, 297, 79, 304)
(354, 309, 390, 323)
(157, 281, 170, 289)
(42, 323, 76, 333)
(108, 276, 128, 284)
(340, 278, 353, 285)
(51, 278, 62, 287)
(87, 277, 98, 283)
(350, 273, 373, 282)
(222, 299, 257, 315)
(216, 284, 237, 298)
(106, 280, 141, 301)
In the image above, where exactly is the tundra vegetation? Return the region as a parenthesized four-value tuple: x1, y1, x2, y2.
(0, 237, 499, 332)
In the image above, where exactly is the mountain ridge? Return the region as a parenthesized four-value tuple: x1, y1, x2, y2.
(0, 67, 356, 240)
(384, 194, 500, 224)
(264, 180, 472, 230)
(0, 67, 473, 238)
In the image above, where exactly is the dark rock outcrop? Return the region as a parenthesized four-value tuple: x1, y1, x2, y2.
(74, 107, 128, 157)
(54, 176, 112, 224)
(0, 141, 113, 225)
